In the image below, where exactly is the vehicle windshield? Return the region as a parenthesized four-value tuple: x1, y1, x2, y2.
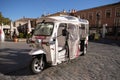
(34, 22, 54, 36)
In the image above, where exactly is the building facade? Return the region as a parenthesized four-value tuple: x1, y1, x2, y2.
(75, 2, 120, 39)
(13, 2, 120, 39)
(15, 17, 36, 33)
(75, 2, 120, 28)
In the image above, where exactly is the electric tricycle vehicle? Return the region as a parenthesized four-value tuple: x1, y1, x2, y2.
(28, 16, 89, 74)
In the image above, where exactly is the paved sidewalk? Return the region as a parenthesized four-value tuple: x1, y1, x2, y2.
(0, 41, 32, 74)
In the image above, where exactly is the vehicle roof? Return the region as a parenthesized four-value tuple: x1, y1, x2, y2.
(38, 16, 89, 24)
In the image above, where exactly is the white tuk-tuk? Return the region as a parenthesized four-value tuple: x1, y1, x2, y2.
(28, 16, 89, 73)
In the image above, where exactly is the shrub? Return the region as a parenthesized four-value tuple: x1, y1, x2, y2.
(19, 33, 24, 38)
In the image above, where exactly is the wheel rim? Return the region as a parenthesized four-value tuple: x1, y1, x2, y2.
(33, 58, 44, 72)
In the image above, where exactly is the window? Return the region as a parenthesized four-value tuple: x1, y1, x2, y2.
(34, 22, 54, 36)
(80, 24, 89, 38)
(115, 7, 120, 17)
(96, 11, 101, 20)
(95, 11, 102, 27)
(57, 23, 67, 47)
(81, 13, 86, 19)
(95, 20, 101, 27)
(106, 9, 111, 18)
(114, 18, 120, 26)
(88, 12, 93, 20)
(68, 23, 79, 41)
(19, 23, 21, 26)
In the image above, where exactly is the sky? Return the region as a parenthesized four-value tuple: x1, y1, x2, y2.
(0, 0, 119, 21)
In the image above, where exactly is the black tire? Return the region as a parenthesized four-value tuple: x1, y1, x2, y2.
(83, 44, 87, 55)
(80, 40, 87, 56)
(31, 56, 45, 74)
(26, 38, 30, 44)
(80, 44, 87, 56)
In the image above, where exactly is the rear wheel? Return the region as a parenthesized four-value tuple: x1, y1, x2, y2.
(83, 44, 87, 55)
(31, 56, 45, 74)
(80, 40, 87, 56)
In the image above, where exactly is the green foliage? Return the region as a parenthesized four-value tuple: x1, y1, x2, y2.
(26, 33, 32, 38)
(19, 33, 24, 38)
(0, 12, 11, 25)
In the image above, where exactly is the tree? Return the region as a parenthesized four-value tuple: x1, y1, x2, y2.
(0, 12, 11, 25)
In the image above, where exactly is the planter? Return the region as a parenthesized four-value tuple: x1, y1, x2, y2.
(13, 38, 18, 42)
(18, 38, 26, 42)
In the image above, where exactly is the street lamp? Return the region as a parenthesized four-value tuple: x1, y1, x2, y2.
(94, 12, 100, 40)
(96, 12, 100, 33)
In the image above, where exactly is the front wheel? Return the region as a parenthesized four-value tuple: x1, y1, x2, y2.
(30, 56, 45, 74)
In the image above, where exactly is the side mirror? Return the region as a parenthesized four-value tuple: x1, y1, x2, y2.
(62, 29, 67, 36)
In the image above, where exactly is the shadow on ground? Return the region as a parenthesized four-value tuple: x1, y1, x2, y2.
(0, 48, 32, 75)
(89, 38, 120, 47)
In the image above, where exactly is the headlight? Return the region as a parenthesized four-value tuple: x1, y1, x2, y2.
(36, 39, 41, 43)
(34, 39, 42, 48)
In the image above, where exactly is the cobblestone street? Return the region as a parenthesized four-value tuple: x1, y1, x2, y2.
(0, 41, 32, 74)
(0, 39, 120, 80)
